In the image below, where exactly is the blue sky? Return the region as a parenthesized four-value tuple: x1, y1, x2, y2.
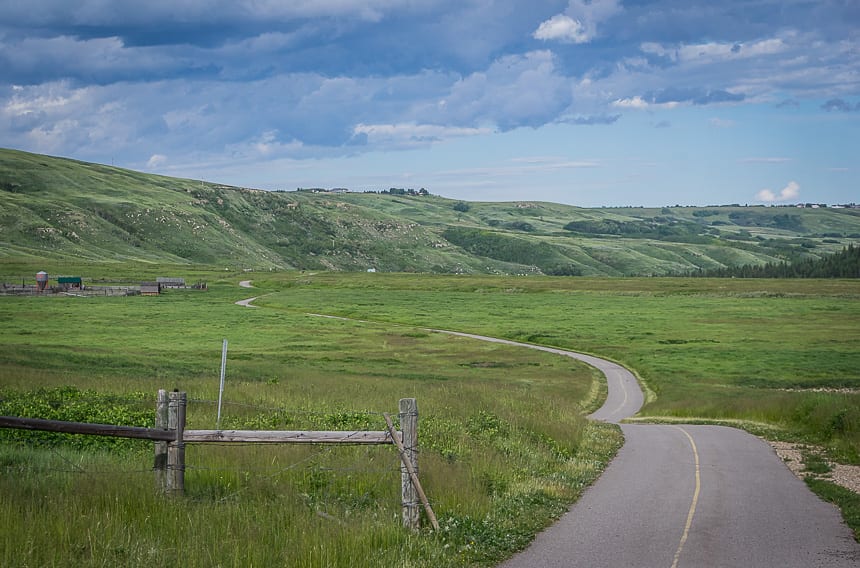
(1, 0, 857, 206)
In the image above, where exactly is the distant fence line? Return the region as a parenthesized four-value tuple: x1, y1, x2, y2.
(0, 390, 437, 531)
(0, 285, 140, 297)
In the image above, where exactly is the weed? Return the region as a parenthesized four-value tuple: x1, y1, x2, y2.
(804, 478, 860, 542)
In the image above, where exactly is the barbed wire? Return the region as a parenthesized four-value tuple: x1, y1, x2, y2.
(0, 393, 418, 513)
(189, 397, 396, 417)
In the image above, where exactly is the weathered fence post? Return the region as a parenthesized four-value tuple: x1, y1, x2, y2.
(166, 390, 186, 496)
(384, 402, 439, 532)
(399, 398, 419, 530)
(154, 389, 168, 491)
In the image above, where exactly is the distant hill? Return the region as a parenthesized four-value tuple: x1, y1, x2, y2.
(2, 148, 859, 276)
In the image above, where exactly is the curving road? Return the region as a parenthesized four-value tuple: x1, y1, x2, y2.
(428, 330, 643, 423)
(235, 280, 258, 307)
(235, 284, 859, 566)
(489, 350, 860, 567)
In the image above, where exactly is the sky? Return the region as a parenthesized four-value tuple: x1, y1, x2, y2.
(1, 0, 858, 207)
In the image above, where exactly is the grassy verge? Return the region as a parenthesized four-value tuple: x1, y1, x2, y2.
(804, 477, 860, 541)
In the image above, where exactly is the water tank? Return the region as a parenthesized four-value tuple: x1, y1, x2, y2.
(36, 271, 48, 291)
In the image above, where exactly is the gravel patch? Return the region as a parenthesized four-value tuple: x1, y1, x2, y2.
(770, 440, 860, 494)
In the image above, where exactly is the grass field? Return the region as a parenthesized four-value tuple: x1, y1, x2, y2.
(1, 262, 858, 565)
(256, 272, 859, 462)
(0, 263, 620, 567)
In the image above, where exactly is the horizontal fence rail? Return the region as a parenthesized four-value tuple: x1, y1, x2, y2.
(0, 415, 176, 441)
(0, 390, 433, 530)
(183, 429, 398, 444)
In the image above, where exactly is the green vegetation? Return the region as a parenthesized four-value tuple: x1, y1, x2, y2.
(805, 478, 860, 540)
(0, 265, 620, 567)
(0, 387, 151, 451)
(254, 272, 860, 463)
(2, 148, 859, 276)
(694, 244, 860, 278)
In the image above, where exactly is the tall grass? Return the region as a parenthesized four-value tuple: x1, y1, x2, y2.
(256, 272, 860, 462)
(0, 269, 621, 566)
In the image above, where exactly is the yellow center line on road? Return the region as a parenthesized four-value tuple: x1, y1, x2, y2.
(670, 426, 701, 568)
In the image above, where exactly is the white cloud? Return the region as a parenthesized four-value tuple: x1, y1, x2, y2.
(756, 181, 800, 202)
(611, 96, 680, 110)
(352, 122, 491, 147)
(534, 15, 588, 44)
(147, 154, 167, 168)
(534, 0, 622, 44)
(642, 37, 789, 64)
(437, 50, 572, 130)
(612, 96, 649, 109)
(756, 189, 777, 201)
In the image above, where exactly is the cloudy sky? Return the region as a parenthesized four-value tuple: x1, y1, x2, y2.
(1, 0, 858, 206)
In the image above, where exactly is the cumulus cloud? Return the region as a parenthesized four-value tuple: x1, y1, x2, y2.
(534, 15, 589, 44)
(612, 96, 654, 110)
(437, 50, 573, 130)
(612, 88, 743, 110)
(146, 154, 167, 168)
(756, 181, 800, 202)
(534, 0, 622, 44)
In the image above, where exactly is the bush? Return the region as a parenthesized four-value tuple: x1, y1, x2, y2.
(0, 387, 151, 452)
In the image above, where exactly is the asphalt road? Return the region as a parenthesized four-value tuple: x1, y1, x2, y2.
(483, 343, 860, 568)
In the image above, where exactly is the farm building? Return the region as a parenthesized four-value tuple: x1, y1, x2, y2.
(140, 282, 161, 296)
(157, 277, 186, 288)
(57, 276, 83, 290)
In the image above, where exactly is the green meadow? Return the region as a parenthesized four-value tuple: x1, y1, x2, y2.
(257, 272, 859, 461)
(1, 262, 858, 565)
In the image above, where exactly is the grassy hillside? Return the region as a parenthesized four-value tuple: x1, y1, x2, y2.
(2, 148, 858, 275)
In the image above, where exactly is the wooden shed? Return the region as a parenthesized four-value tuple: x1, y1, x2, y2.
(157, 277, 186, 288)
(140, 282, 161, 296)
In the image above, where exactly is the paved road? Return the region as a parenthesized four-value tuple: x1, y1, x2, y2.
(429, 330, 643, 423)
(476, 341, 860, 567)
(235, 280, 258, 307)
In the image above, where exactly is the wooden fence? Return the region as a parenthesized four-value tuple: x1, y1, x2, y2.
(0, 389, 437, 530)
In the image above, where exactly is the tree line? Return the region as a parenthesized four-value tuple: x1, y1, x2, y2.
(691, 244, 859, 278)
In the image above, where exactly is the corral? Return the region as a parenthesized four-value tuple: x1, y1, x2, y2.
(0, 272, 206, 296)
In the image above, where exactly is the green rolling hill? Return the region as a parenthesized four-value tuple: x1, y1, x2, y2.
(1, 147, 858, 276)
